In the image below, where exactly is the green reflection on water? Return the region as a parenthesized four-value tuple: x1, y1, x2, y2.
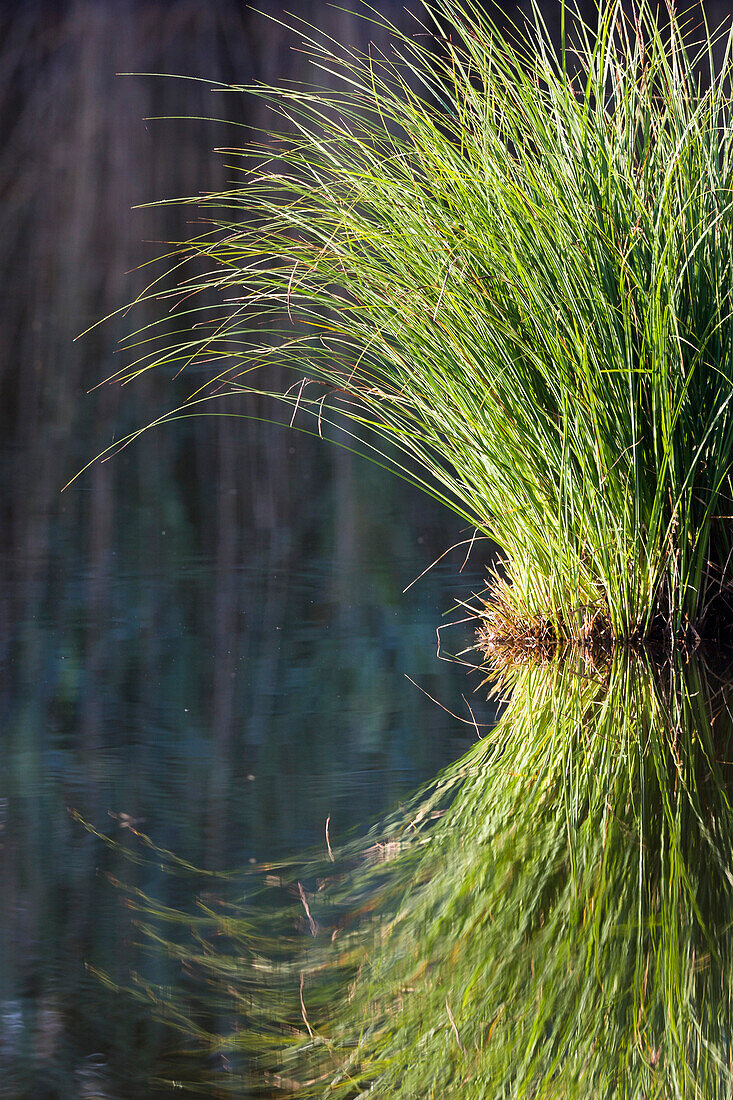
(107, 654, 733, 1097)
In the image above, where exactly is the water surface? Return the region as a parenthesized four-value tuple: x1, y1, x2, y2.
(0, 420, 489, 1096)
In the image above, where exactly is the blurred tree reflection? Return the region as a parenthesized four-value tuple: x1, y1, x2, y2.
(0, 1, 489, 1093)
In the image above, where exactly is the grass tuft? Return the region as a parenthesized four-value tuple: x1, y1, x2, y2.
(110, 0, 733, 644)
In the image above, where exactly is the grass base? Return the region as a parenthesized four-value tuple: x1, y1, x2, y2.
(474, 593, 715, 665)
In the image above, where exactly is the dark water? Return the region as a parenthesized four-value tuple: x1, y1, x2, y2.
(1, 432, 491, 1096)
(0, 3, 500, 1093)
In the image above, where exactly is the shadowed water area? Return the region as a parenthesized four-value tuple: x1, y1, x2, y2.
(4, 0, 733, 1096)
(0, 2, 486, 1093)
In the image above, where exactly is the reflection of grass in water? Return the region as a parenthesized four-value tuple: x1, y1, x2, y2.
(101, 655, 733, 1096)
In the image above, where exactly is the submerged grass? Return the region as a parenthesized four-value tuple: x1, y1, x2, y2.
(99, 652, 733, 1097)
(102, 0, 733, 644)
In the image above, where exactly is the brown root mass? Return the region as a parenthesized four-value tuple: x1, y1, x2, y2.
(474, 600, 719, 667)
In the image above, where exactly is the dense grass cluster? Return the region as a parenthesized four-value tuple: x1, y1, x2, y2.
(109, 0, 733, 644)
